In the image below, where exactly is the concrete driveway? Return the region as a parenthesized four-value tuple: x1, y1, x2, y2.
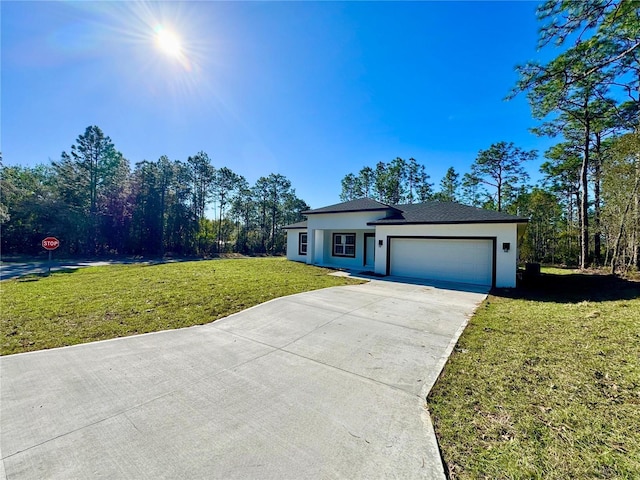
(0, 278, 486, 479)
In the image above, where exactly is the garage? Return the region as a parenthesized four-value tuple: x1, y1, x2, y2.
(388, 237, 495, 286)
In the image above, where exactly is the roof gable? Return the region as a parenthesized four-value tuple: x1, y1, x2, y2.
(302, 198, 397, 215)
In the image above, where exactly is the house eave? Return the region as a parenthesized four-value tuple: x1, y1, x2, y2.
(302, 207, 398, 215)
(367, 219, 530, 226)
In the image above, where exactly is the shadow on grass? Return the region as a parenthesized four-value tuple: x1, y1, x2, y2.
(15, 277, 42, 283)
(15, 268, 81, 282)
(496, 272, 640, 303)
(1, 256, 216, 281)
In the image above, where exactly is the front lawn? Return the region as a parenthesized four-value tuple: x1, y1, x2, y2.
(1, 257, 363, 355)
(429, 271, 640, 479)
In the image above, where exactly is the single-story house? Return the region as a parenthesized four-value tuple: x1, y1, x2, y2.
(284, 198, 528, 288)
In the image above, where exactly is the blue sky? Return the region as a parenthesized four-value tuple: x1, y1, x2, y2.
(2, 1, 558, 209)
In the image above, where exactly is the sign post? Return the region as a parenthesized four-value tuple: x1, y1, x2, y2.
(42, 237, 60, 276)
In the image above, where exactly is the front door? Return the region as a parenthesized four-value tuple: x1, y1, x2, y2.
(364, 233, 375, 267)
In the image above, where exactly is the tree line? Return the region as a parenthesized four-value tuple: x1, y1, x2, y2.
(514, 0, 638, 274)
(0, 126, 309, 256)
(340, 0, 639, 275)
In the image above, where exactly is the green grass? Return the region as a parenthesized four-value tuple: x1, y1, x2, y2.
(428, 272, 640, 479)
(1, 257, 363, 355)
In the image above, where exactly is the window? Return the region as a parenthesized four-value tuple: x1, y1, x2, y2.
(333, 233, 356, 257)
(299, 232, 307, 255)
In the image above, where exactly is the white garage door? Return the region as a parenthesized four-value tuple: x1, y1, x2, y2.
(389, 237, 493, 286)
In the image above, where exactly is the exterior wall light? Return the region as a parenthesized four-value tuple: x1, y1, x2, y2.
(502, 242, 510, 252)
(378, 239, 383, 247)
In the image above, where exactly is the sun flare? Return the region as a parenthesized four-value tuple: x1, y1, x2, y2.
(154, 24, 182, 58)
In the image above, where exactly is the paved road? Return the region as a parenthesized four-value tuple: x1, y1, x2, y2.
(0, 259, 170, 281)
(0, 278, 487, 479)
(0, 261, 120, 280)
(0, 258, 198, 281)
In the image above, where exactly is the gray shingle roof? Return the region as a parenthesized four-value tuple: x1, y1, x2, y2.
(290, 199, 527, 227)
(302, 198, 396, 215)
(368, 202, 528, 225)
(282, 220, 308, 229)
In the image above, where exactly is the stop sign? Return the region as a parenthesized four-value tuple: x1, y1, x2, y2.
(42, 237, 60, 251)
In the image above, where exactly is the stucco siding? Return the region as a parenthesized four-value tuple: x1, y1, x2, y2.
(307, 211, 390, 230)
(286, 230, 307, 263)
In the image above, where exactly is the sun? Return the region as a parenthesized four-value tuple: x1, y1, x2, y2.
(154, 24, 182, 58)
